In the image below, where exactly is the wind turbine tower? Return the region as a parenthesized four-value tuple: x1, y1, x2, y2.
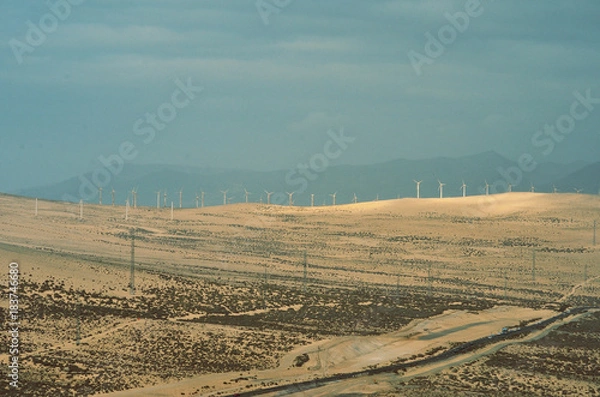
(484, 180, 490, 196)
(131, 188, 137, 209)
(508, 184, 512, 193)
(98, 187, 102, 205)
(413, 180, 422, 199)
(353, 193, 358, 204)
(311, 193, 315, 207)
(156, 191, 161, 209)
(163, 190, 167, 208)
(111, 187, 115, 206)
(179, 188, 183, 209)
(221, 190, 228, 206)
(438, 180, 445, 199)
(201, 191, 205, 208)
(244, 189, 251, 203)
(195, 193, 199, 208)
(286, 192, 294, 206)
(330, 192, 337, 206)
(461, 181, 467, 197)
(530, 183, 535, 193)
(264, 191, 273, 205)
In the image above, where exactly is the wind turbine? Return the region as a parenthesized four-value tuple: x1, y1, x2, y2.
(460, 181, 467, 197)
(507, 183, 512, 193)
(353, 193, 358, 204)
(131, 188, 137, 209)
(179, 188, 183, 208)
(484, 180, 490, 196)
(530, 183, 535, 193)
(163, 190, 168, 208)
(264, 190, 273, 205)
(438, 180, 445, 199)
(413, 180, 422, 199)
(220, 190, 228, 206)
(330, 192, 337, 206)
(98, 187, 102, 205)
(111, 187, 115, 206)
(286, 192, 295, 206)
(310, 193, 315, 207)
(201, 191, 205, 208)
(195, 192, 199, 208)
(244, 189, 251, 203)
(552, 185, 558, 194)
(155, 190, 161, 209)
(574, 188, 583, 194)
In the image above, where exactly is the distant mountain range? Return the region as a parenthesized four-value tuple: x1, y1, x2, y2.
(13, 151, 598, 207)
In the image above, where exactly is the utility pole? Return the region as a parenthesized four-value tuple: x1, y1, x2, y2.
(504, 269, 508, 300)
(532, 249, 536, 282)
(263, 264, 268, 310)
(130, 228, 135, 295)
(303, 251, 308, 293)
(427, 263, 432, 296)
(76, 303, 81, 346)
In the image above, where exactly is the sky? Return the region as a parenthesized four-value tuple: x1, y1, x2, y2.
(1, 0, 599, 192)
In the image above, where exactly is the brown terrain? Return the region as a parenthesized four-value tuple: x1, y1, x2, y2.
(0, 192, 598, 396)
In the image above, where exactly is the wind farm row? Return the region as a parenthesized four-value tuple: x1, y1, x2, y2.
(86, 179, 590, 210)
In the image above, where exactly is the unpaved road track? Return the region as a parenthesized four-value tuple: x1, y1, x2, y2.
(214, 306, 597, 397)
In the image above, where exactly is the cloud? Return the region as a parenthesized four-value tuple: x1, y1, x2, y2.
(50, 24, 184, 48)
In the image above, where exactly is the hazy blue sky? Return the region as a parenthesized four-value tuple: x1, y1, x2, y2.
(1, 0, 599, 191)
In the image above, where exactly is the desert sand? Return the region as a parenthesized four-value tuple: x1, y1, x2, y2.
(0, 192, 598, 396)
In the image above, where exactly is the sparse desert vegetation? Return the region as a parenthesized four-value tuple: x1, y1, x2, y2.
(0, 192, 598, 396)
